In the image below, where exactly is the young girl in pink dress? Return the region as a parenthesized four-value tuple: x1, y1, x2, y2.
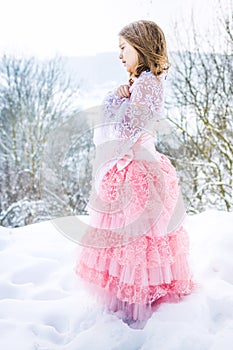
(75, 20, 193, 325)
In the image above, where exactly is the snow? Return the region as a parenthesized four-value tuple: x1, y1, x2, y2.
(0, 210, 233, 350)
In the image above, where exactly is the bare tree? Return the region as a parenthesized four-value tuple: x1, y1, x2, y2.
(164, 1, 233, 213)
(0, 55, 92, 226)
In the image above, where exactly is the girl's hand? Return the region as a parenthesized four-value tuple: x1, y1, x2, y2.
(116, 84, 131, 98)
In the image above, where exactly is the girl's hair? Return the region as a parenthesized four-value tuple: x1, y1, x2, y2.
(119, 20, 170, 77)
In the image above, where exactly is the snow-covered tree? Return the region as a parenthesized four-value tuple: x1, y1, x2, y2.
(165, 1, 233, 213)
(0, 56, 83, 226)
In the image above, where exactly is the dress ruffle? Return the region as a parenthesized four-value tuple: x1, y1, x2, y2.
(75, 226, 193, 303)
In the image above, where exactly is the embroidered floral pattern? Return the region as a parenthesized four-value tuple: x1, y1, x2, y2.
(103, 71, 164, 143)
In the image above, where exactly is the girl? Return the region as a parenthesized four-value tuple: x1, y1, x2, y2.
(75, 20, 193, 325)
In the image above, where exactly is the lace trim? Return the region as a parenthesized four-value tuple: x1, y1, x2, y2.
(77, 262, 193, 305)
(76, 227, 193, 304)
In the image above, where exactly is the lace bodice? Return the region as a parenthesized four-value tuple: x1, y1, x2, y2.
(92, 70, 166, 187)
(102, 70, 165, 143)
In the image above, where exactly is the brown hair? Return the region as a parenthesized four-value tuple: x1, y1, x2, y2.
(119, 20, 170, 77)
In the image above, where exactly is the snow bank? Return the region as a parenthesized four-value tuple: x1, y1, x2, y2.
(0, 210, 233, 350)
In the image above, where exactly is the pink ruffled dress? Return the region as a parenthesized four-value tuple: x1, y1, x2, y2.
(75, 70, 193, 323)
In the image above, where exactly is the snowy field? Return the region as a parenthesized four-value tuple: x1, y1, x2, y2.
(0, 210, 233, 350)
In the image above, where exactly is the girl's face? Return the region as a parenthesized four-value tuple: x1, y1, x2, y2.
(118, 36, 138, 76)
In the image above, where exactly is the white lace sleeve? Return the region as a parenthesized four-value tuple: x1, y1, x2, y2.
(117, 71, 164, 143)
(92, 72, 165, 177)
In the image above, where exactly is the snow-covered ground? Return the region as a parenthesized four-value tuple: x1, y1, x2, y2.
(0, 210, 233, 350)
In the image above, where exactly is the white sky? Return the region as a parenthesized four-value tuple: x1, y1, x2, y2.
(0, 0, 230, 57)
